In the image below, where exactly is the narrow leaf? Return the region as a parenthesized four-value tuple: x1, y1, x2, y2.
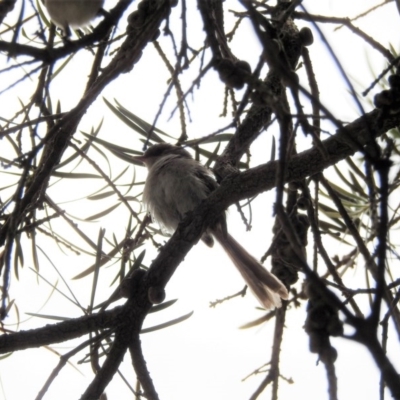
(141, 311, 194, 334)
(85, 203, 121, 221)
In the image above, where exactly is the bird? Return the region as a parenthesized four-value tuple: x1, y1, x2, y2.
(43, 0, 104, 37)
(134, 143, 289, 309)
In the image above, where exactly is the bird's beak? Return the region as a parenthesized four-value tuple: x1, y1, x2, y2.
(132, 155, 146, 163)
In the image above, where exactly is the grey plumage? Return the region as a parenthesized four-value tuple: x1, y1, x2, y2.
(43, 0, 104, 32)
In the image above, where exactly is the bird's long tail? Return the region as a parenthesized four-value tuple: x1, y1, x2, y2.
(212, 229, 288, 309)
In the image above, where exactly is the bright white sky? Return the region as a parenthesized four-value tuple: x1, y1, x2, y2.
(0, 1, 399, 399)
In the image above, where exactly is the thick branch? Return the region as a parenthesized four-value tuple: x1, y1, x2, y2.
(0, 307, 122, 353)
(79, 329, 130, 400)
(1, 108, 394, 353)
(146, 108, 400, 292)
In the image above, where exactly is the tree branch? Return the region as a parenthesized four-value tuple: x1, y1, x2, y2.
(130, 336, 159, 400)
(0, 307, 121, 353)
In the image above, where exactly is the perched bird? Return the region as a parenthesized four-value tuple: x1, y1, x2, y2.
(134, 143, 289, 309)
(43, 0, 104, 36)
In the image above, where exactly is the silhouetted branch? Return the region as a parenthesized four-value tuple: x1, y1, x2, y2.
(130, 336, 159, 400)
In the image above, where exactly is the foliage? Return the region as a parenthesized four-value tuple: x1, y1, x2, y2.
(0, 1, 399, 399)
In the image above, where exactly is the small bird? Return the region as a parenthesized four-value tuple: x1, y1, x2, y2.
(43, 0, 104, 36)
(134, 143, 289, 309)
